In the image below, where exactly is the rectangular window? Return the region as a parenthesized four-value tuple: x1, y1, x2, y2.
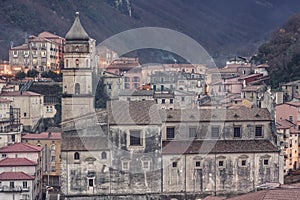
(195, 161, 201, 167)
(130, 130, 142, 146)
(172, 162, 177, 168)
(189, 127, 197, 138)
(10, 181, 14, 188)
(133, 77, 140, 82)
(255, 126, 263, 137)
(124, 77, 130, 82)
(166, 127, 175, 139)
(23, 181, 27, 188)
(122, 161, 129, 170)
(211, 126, 220, 138)
(125, 83, 130, 89)
(289, 116, 293, 122)
(181, 97, 185, 102)
(11, 134, 15, 142)
(170, 99, 173, 104)
(51, 156, 56, 162)
(234, 126, 241, 138)
(162, 99, 165, 104)
(88, 179, 94, 187)
(263, 159, 269, 166)
(218, 161, 224, 167)
(241, 160, 246, 166)
(143, 161, 149, 169)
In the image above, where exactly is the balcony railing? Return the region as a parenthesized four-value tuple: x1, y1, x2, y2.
(0, 185, 30, 192)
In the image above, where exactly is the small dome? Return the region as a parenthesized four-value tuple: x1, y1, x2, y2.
(65, 12, 89, 41)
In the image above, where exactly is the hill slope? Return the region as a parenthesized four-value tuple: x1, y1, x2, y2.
(255, 14, 300, 87)
(1, 0, 300, 65)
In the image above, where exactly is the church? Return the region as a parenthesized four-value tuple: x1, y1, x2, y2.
(60, 13, 282, 200)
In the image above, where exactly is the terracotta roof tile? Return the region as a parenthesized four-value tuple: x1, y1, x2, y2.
(0, 158, 37, 166)
(61, 136, 108, 151)
(0, 172, 34, 180)
(119, 89, 153, 97)
(164, 107, 271, 122)
(107, 100, 162, 125)
(0, 143, 42, 153)
(22, 132, 61, 140)
(162, 140, 279, 154)
(228, 188, 300, 200)
(10, 44, 29, 50)
(276, 119, 294, 129)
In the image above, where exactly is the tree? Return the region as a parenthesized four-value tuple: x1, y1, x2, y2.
(27, 69, 39, 78)
(15, 71, 26, 80)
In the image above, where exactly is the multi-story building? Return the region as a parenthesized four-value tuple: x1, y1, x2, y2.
(9, 31, 65, 73)
(276, 119, 298, 174)
(281, 80, 300, 102)
(60, 13, 283, 199)
(0, 143, 43, 199)
(150, 71, 205, 95)
(161, 107, 282, 196)
(22, 132, 61, 188)
(102, 71, 123, 100)
(106, 57, 142, 90)
(1, 91, 44, 131)
(0, 171, 36, 200)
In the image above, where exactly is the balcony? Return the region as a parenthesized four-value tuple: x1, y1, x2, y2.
(0, 185, 30, 192)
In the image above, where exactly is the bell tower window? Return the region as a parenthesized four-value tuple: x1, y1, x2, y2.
(75, 59, 79, 67)
(75, 83, 80, 95)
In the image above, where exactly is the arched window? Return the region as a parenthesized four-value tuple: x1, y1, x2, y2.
(75, 59, 79, 67)
(75, 83, 80, 95)
(66, 59, 68, 68)
(74, 152, 80, 160)
(101, 152, 107, 160)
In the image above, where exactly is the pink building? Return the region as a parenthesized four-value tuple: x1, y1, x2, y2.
(276, 102, 300, 130)
(106, 57, 142, 90)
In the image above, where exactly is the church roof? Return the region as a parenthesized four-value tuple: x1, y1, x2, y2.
(65, 12, 89, 41)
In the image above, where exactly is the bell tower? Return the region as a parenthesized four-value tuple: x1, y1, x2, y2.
(61, 12, 96, 122)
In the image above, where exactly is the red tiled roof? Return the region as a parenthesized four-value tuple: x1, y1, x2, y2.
(0, 97, 12, 103)
(0, 158, 37, 166)
(0, 143, 42, 153)
(22, 132, 61, 140)
(242, 85, 264, 92)
(0, 172, 34, 180)
(1, 91, 41, 97)
(10, 44, 29, 50)
(38, 31, 61, 39)
(162, 140, 279, 155)
(276, 119, 294, 129)
(286, 102, 300, 107)
(227, 188, 300, 200)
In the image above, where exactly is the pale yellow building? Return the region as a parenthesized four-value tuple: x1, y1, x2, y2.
(1, 91, 44, 131)
(22, 132, 61, 188)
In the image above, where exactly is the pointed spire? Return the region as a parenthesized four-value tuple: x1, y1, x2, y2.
(65, 12, 89, 41)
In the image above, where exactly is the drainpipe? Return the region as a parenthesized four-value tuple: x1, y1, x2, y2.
(214, 153, 217, 196)
(184, 154, 187, 199)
